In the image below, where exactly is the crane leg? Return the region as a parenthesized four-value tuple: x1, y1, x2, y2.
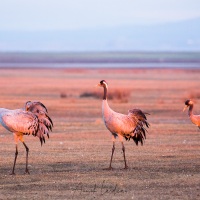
(10, 145, 18, 175)
(23, 142, 30, 174)
(121, 142, 128, 169)
(104, 141, 115, 170)
(108, 141, 115, 169)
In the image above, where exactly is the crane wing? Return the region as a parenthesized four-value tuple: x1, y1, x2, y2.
(128, 109, 150, 145)
(2, 110, 39, 136)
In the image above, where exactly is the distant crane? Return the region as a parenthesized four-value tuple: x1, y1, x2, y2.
(183, 99, 200, 128)
(97, 80, 150, 169)
(0, 101, 53, 175)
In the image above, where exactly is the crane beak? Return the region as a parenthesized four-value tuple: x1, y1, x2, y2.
(95, 83, 101, 87)
(183, 105, 188, 112)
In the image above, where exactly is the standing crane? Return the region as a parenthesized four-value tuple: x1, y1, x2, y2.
(0, 101, 53, 175)
(183, 99, 200, 128)
(97, 80, 150, 169)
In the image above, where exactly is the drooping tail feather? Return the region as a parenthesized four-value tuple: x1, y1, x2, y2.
(132, 123, 146, 145)
(128, 109, 150, 145)
(25, 101, 53, 145)
(36, 112, 53, 145)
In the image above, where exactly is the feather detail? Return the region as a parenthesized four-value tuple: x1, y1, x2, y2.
(25, 101, 48, 113)
(24, 101, 53, 145)
(128, 109, 150, 145)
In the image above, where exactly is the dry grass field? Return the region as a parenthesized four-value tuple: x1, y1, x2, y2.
(0, 67, 200, 200)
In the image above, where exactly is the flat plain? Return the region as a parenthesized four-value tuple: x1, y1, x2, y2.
(0, 67, 200, 200)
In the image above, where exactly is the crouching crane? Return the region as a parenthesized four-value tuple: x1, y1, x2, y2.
(97, 80, 150, 169)
(0, 101, 53, 175)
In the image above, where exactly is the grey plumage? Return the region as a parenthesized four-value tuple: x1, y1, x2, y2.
(0, 101, 53, 175)
(98, 80, 150, 169)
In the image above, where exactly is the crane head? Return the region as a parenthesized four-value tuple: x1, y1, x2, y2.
(97, 80, 108, 88)
(25, 101, 32, 111)
(183, 99, 193, 112)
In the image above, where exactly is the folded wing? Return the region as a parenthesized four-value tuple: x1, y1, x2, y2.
(2, 110, 39, 136)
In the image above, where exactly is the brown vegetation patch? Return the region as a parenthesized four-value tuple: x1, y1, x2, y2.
(80, 89, 131, 103)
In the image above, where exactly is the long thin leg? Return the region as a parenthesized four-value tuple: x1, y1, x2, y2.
(11, 144, 18, 175)
(104, 135, 116, 170)
(23, 142, 30, 174)
(121, 142, 128, 169)
(108, 141, 115, 169)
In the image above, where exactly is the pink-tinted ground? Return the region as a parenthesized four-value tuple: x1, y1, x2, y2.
(0, 68, 200, 200)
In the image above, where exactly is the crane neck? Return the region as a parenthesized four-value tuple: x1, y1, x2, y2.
(103, 85, 107, 100)
(188, 104, 194, 117)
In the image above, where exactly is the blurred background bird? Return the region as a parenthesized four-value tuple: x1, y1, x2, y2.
(183, 99, 200, 129)
(97, 80, 150, 169)
(0, 101, 53, 175)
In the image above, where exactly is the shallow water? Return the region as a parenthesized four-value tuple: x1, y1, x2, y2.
(0, 62, 199, 68)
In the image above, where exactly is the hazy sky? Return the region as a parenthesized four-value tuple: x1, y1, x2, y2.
(0, 0, 200, 31)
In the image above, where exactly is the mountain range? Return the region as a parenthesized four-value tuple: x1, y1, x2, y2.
(0, 17, 199, 52)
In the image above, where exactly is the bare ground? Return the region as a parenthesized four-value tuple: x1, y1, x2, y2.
(0, 68, 200, 200)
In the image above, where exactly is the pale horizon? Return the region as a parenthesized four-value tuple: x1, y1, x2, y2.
(0, 0, 200, 52)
